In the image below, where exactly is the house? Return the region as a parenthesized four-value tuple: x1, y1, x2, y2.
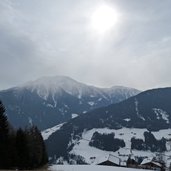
(140, 157, 165, 171)
(126, 154, 139, 168)
(96, 154, 121, 166)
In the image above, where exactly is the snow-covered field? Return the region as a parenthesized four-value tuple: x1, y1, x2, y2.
(70, 128, 171, 167)
(42, 124, 171, 167)
(49, 165, 152, 171)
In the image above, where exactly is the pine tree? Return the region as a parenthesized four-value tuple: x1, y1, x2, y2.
(16, 128, 29, 169)
(0, 101, 10, 168)
(0, 101, 48, 169)
(8, 129, 17, 168)
(26, 126, 48, 168)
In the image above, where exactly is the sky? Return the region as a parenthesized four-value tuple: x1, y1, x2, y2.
(0, 0, 171, 91)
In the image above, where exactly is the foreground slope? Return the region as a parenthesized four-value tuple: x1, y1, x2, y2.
(0, 76, 140, 130)
(49, 165, 151, 171)
(46, 87, 171, 164)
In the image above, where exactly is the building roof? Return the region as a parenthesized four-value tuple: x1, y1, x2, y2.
(96, 154, 120, 165)
(141, 157, 153, 165)
(151, 161, 162, 168)
(141, 157, 162, 168)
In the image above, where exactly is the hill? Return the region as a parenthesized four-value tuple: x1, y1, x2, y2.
(46, 87, 171, 166)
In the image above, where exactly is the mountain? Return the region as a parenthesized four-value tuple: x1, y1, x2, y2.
(0, 76, 140, 130)
(45, 87, 171, 166)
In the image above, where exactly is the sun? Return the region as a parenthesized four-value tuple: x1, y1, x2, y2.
(91, 5, 119, 34)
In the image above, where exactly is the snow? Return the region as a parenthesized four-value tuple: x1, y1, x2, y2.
(70, 128, 147, 164)
(98, 98, 102, 101)
(69, 127, 171, 166)
(82, 128, 148, 145)
(41, 123, 64, 140)
(166, 141, 171, 151)
(153, 108, 169, 123)
(22, 76, 92, 100)
(64, 104, 69, 108)
(77, 90, 82, 99)
(141, 157, 153, 165)
(95, 154, 120, 165)
(152, 161, 162, 167)
(141, 157, 162, 167)
(72, 113, 78, 119)
(124, 118, 131, 122)
(134, 98, 145, 121)
(21, 75, 114, 102)
(152, 129, 171, 140)
(49, 165, 151, 171)
(47, 103, 54, 108)
(52, 94, 57, 107)
(106, 86, 141, 100)
(88, 101, 95, 106)
(28, 117, 33, 126)
(21, 76, 140, 103)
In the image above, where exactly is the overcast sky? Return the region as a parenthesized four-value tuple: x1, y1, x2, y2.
(0, 0, 171, 90)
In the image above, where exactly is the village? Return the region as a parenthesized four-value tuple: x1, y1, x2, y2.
(90, 153, 168, 171)
(52, 153, 169, 171)
(71, 131, 171, 171)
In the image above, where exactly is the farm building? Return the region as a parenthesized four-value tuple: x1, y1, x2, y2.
(140, 157, 165, 171)
(96, 154, 121, 166)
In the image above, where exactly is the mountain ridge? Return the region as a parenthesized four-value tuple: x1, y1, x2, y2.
(20, 76, 140, 100)
(0, 76, 140, 130)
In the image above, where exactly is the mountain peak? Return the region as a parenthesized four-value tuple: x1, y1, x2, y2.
(23, 75, 80, 87)
(21, 75, 85, 99)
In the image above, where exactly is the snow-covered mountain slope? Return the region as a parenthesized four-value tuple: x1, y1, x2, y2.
(45, 87, 171, 166)
(0, 76, 140, 130)
(41, 123, 65, 140)
(23, 76, 140, 104)
(49, 165, 152, 171)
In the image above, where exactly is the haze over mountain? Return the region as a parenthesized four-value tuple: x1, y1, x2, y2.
(45, 87, 171, 166)
(0, 76, 140, 130)
(1, 1, 171, 90)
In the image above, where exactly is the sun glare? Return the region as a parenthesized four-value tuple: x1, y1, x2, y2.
(91, 5, 119, 34)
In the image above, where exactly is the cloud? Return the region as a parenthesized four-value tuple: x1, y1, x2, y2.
(0, 0, 171, 90)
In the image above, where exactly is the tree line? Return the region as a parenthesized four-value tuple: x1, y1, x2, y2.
(89, 132, 125, 152)
(0, 100, 48, 169)
(131, 131, 166, 152)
